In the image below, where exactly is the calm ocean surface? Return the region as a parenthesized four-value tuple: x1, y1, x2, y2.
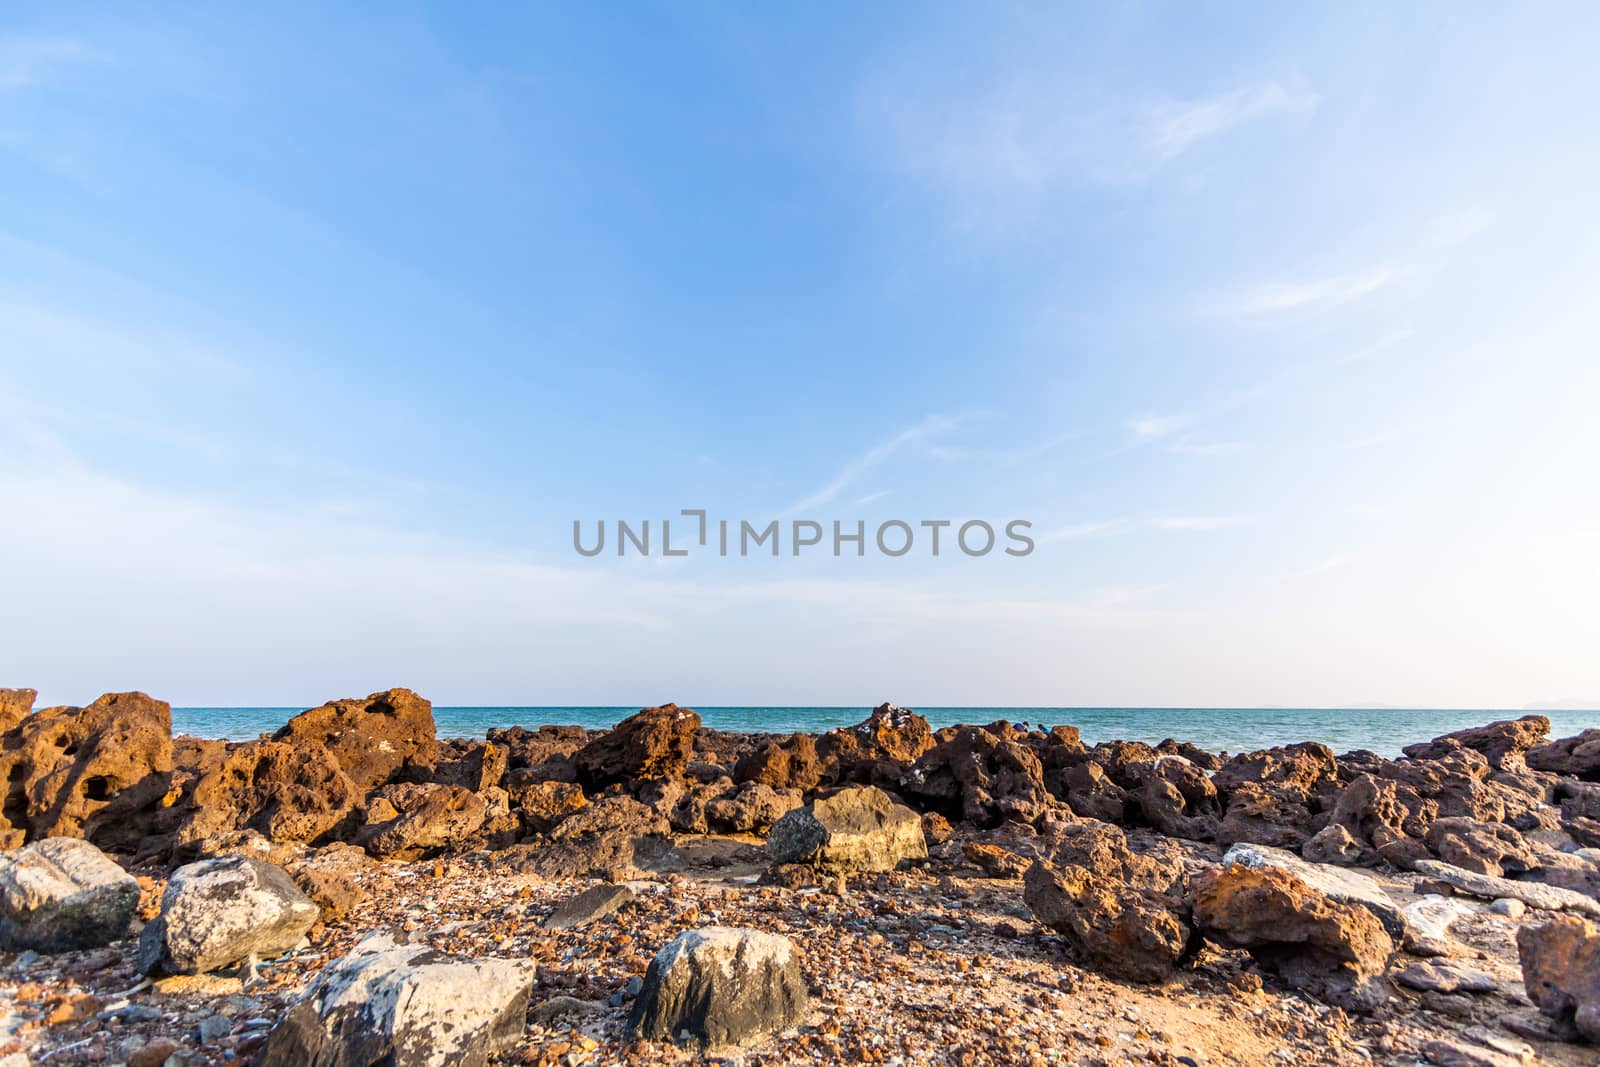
(170, 706, 1600, 758)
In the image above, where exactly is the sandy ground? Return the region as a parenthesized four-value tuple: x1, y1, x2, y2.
(0, 832, 1588, 1067)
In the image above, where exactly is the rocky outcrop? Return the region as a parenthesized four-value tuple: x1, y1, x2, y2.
(1191, 863, 1395, 1010)
(0, 838, 139, 952)
(0, 691, 174, 851)
(357, 784, 487, 861)
(259, 931, 536, 1067)
(900, 725, 1055, 827)
(1530, 730, 1600, 781)
(1423, 817, 1535, 877)
(273, 688, 439, 792)
(734, 734, 823, 792)
(1024, 858, 1193, 982)
(507, 777, 587, 834)
(1403, 716, 1550, 773)
(1131, 757, 1220, 841)
(1517, 915, 1600, 1042)
(0, 689, 35, 733)
(1214, 743, 1338, 849)
(139, 855, 319, 975)
(431, 740, 508, 792)
(174, 739, 360, 856)
(627, 927, 808, 1048)
(767, 786, 926, 871)
(704, 782, 803, 834)
(817, 704, 935, 784)
(574, 705, 699, 788)
(1055, 761, 1129, 823)
(1220, 842, 1409, 942)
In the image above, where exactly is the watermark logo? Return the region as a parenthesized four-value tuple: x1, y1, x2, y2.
(573, 510, 1034, 558)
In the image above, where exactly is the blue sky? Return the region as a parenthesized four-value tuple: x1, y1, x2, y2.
(3, 4, 1599, 709)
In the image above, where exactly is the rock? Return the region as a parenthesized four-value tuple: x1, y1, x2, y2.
(139, 855, 319, 975)
(198, 1013, 233, 1043)
(1491, 898, 1527, 919)
(543, 884, 635, 930)
(705, 782, 803, 834)
(273, 688, 439, 791)
(1023, 859, 1193, 983)
(174, 738, 360, 853)
(1039, 821, 1188, 896)
(1424, 818, 1535, 877)
(963, 843, 1030, 879)
(1303, 824, 1363, 865)
(1528, 729, 1600, 780)
(1517, 914, 1600, 1042)
(259, 930, 535, 1067)
(0, 691, 174, 850)
(500, 830, 668, 881)
(1414, 859, 1600, 918)
(1056, 761, 1128, 824)
(1420, 1038, 1526, 1067)
(0, 838, 140, 952)
(1131, 757, 1220, 841)
(733, 734, 823, 793)
(357, 784, 487, 860)
(920, 812, 953, 846)
(1220, 842, 1409, 942)
(574, 704, 700, 788)
(1402, 895, 1474, 957)
(627, 927, 807, 1048)
(507, 777, 587, 834)
(766, 786, 926, 871)
(900, 725, 1056, 827)
(431, 740, 507, 792)
(1395, 959, 1499, 994)
(1405, 717, 1551, 773)
(287, 864, 368, 924)
(817, 704, 935, 783)
(0, 688, 35, 732)
(128, 1039, 182, 1067)
(1191, 863, 1395, 1010)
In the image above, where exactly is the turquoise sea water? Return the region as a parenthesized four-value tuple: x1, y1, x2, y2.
(170, 706, 1600, 758)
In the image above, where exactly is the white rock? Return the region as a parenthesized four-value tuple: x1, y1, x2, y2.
(0, 837, 139, 953)
(139, 855, 319, 975)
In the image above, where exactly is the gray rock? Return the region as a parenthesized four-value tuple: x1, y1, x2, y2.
(1395, 960, 1499, 994)
(1402, 895, 1473, 957)
(766, 786, 926, 872)
(139, 855, 319, 975)
(0, 837, 140, 952)
(627, 927, 808, 1048)
(1221, 842, 1409, 942)
(258, 931, 535, 1067)
(198, 1014, 233, 1043)
(1490, 898, 1527, 919)
(1415, 858, 1600, 918)
(542, 883, 635, 930)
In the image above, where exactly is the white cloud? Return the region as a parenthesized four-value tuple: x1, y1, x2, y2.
(1146, 82, 1320, 163)
(1129, 414, 1191, 440)
(1224, 264, 1400, 318)
(781, 414, 960, 515)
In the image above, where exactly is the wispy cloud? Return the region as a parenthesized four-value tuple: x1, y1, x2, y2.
(1146, 82, 1320, 163)
(1039, 514, 1248, 543)
(1222, 264, 1401, 318)
(1129, 414, 1191, 440)
(854, 490, 893, 506)
(781, 414, 961, 515)
(0, 35, 97, 91)
(1169, 437, 1246, 457)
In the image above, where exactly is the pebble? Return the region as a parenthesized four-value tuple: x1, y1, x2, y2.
(1488, 898, 1525, 919)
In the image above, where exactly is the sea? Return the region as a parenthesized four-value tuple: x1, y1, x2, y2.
(169, 705, 1600, 759)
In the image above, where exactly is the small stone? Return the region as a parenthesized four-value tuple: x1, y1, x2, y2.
(1490, 899, 1526, 920)
(542, 884, 635, 930)
(128, 1039, 182, 1067)
(198, 1013, 233, 1043)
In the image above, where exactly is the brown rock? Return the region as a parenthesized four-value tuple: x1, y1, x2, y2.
(0, 688, 36, 733)
(1517, 914, 1600, 1042)
(432, 739, 508, 792)
(901, 724, 1056, 827)
(574, 704, 699, 788)
(733, 733, 823, 792)
(920, 811, 953, 845)
(704, 782, 803, 834)
(273, 688, 438, 791)
(0, 691, 174, 851)
(175, 738, 360, 852)
(963, 842, 1031, 879)
(1404, 716, 1551, 773)
(817, 704, 935, 783)
(1529, 729, 1600, 781)
(129, 1039, 181, 1067)
(1302, 824, 1363, 866)
(1132, 757, 1219, 841)
(1190, 863, 1395, 1010)
(1023, 859, 1193, 983)
(1056, 761, 1128, 823)
(287, 863, 368, 922)
(509, 777, 588, 834)
(1424, 817, 1535, 878)
(357, 783, 487, 860)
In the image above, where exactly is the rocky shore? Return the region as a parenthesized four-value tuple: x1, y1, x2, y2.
(3, 687, 1600, 1065)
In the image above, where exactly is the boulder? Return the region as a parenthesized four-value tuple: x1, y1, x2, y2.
(1302, 824, 1363, 866)
(1131, 757, 1220, 841)
(1517, 915, 1600, 1042)
(357, 784, 488, 861)
(574, 705, 699, 788)
(1191, 863, 1395, 1010)
(0, 691, 174, 850)
(1023, 859, 1193, 982)
(627, 927, 808, 1048)
(1424, 818, 1535, 878)
(175, 739, 360, 852)
(0, 688, 35, 732)
(1403, 716, 1551, 773)
(273, 689, 438, 792)
(1414, 859, 1600, 918)
(139, 855, 319, 975)
(1056, 761, 1128, 823)
(900, 725, 1056, 827)
(543, 884, 635, 930)
(766, 786, 926, 871)
(705, 782, 803, 834)
(1220, 842, 1409, 941)
(507, 777, 587, 833)
(1038, 821, 1188, 896)
(733, 734, 823, 793)
(431, 740, 508, 792)
(1529, 730, 1600, 781)
(259, 931, 535, 1067)
(817, 704, 935, 783)
(0, 838, 139, 952)
(1401, 895, 1473, 957)
(1214, 743, 1338, 850)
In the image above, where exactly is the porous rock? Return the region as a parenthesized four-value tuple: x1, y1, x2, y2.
(627, 926, 808, 1048)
